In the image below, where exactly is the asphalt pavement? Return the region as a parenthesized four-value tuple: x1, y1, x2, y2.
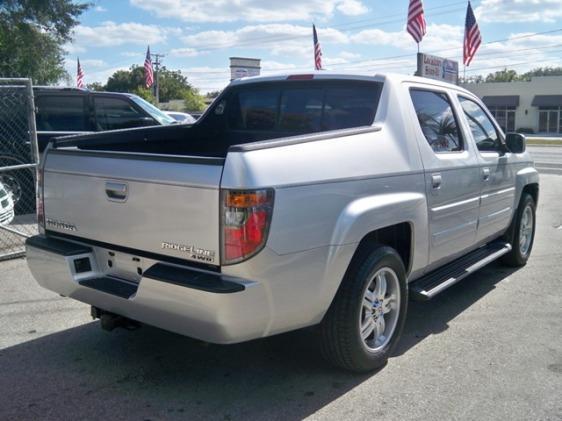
(0, 176, 561, 421)
(529, 145, 562, 175)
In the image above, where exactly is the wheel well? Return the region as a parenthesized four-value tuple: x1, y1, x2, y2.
(522, 183, 539, 205)
(348, 223, 413, 274)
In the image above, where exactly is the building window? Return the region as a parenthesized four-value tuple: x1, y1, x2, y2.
(487, 106, 516, 133)
(538, 106, 562, 134)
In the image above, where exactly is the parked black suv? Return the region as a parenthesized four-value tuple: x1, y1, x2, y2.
(35, 87, 175, 151)
(1, 88, 175, 214)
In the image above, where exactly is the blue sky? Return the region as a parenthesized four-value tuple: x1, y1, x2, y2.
(65, 0, 562, 93)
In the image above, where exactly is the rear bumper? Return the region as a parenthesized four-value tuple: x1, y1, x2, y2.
(25, 235, 270, 344)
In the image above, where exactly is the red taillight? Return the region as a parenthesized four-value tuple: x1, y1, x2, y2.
(222, 189, 274, 265)
(36, 167, 45, 233)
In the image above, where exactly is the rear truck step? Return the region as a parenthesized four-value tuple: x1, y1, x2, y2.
(25, 235, 246, 300)
(409, 242, 512, 301)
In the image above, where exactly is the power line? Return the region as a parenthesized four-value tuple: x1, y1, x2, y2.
(182, 41, 562, 82)
(185, 5, 467, 52)
(179, 28, 562, 77)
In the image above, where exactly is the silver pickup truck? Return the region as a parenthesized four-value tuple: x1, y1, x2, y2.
(26, 73, 539, 372)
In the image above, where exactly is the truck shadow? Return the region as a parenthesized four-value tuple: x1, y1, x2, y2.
(0, 262, 518, 420)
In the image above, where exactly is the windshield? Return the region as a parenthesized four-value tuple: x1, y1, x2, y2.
(130, 96, 175, 125)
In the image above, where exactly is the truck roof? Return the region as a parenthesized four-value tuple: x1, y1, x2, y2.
(229, 71, 474, 96)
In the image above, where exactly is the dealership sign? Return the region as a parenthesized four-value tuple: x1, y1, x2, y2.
(230, 57, 261, 81)
(416, 53, 459, 84)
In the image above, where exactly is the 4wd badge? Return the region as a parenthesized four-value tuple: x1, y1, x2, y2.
(161, 241, 215, 263)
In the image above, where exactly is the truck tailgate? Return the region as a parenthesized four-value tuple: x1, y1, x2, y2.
(43, 149, 223, 266)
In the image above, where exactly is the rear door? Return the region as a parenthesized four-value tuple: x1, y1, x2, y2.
(408, 86, 481, 269)
(457, 96, 516, 243)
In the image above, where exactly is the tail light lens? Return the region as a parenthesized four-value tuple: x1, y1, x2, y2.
(36, 167, 45, 234)
(221, 189, 274, 265)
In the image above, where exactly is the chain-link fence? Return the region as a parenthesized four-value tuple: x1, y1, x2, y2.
(0, 78, 39, 260)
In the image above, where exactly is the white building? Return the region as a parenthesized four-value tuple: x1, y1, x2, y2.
(462, 76, 562, 135)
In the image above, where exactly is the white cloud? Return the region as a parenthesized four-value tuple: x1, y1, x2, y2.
(63, 43, 86, 54)
(130, 0, 368, 22)
(336, 0, 369, 16)
(169, 47, 203, 58)
(81, 59, 107, 68)
(120, 51, 144, 58)
(94, 6, 107, 12)
(71, 21, 178, 48)
(339, 51, 361, 60)
(351, 24, 463, 53)
(475, 0, 562, 23)
(182, 24, 348, 58)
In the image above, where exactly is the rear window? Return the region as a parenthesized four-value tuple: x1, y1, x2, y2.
(226, 81, 382, 134)
(36, 95, 88, 131)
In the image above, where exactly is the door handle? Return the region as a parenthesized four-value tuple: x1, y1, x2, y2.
(482, 168, 490, 181)
(431, 173, 442, 189)
(105, 181, 128, 202)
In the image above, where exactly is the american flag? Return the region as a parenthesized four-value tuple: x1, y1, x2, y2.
(463, 1, 482, 66)
(76, 58, 85, 88)
(313, 24, 323, 71)
(144, 46, 154, 88)
(407, 0, 426, 44)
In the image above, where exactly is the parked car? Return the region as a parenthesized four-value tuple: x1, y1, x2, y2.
(165, 111, 197, 124)
(0, 182, 15, 226)
(35, 87, 176, 152)
(2, 88, 176, 215)
(26, 72, 538, 372)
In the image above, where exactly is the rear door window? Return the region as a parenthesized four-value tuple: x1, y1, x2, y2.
(226, 81, 381, 134)
(410, 89, 463, 153)
(36, 95, 88, 131)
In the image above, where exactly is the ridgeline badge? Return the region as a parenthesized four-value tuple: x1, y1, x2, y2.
(46, 218, 77, 232)
(161, 241, 215, 262)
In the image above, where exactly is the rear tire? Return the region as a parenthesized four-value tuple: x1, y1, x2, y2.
(501, 193, 536, 267)
(319, 246, 408, 372)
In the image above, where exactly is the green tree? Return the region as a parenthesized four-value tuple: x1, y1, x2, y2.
(205, 90, 222, 100)
(86, 82, 105, 91)
(184, 89, 206, 112)
(485, 68, 519, 83)
(519, 66, 562, 80)
(0, 0, 89, 84)
(105, 66, 146, 93)
(132, 87, 156, 104)
(104, 65, 204, 104)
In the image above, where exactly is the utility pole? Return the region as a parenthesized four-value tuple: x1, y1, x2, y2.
(151, 52, 165, 104)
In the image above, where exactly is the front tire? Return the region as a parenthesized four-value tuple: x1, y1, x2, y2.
(502, 193, 536, 267)
(319, 246, 408, 372)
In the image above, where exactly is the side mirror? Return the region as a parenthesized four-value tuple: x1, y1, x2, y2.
(505, 133, 526, 154)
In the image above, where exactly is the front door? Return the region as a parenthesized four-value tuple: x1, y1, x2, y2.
(408, 88, 482, 269)
(457, 96, 516, 243)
